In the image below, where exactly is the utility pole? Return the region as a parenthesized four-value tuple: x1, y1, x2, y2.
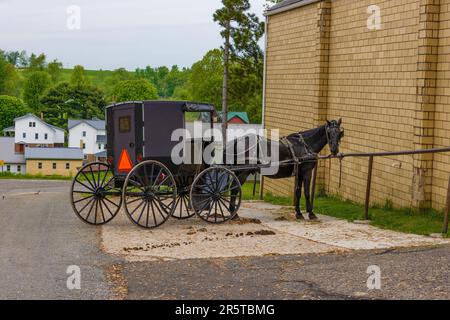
(222, 20, 230, 146)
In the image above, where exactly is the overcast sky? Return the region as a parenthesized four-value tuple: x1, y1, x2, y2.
(0, 0, 268, 70)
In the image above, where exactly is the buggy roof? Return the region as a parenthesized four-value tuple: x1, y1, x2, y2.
(105, 101, 217, 114)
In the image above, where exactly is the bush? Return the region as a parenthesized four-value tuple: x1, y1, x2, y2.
(112, 79, 158, 102)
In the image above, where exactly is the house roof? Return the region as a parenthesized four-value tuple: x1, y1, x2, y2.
(96, 135, 107, 143)
(14, 113, 64, 132)
(228, 112, 250, 124)
(265, 0, 317, 16)
(0, 137, 26, 164)
(217, 112, 250, 124)
(2, 126, 15, 133)
(25, 147, 84, 160)
(95, 151, 107, 158)
(68, 119, 105, 131)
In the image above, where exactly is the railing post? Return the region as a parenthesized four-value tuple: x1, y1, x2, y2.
(364, 156, 374, 220)
(443, 175, 450, 235)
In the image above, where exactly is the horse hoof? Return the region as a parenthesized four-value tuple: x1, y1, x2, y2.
(296, 214, 305, 220)
(309, 214, 318, 221)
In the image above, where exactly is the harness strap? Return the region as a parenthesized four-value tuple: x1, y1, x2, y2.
(281, 137, 299, 176)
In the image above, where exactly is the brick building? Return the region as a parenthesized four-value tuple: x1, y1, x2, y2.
(263, 0, 450, 210)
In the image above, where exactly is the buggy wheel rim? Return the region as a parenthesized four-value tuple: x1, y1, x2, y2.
(123, 160, 177, 229)
(190, 167, 242, 224)
(70, 162, 122, 225)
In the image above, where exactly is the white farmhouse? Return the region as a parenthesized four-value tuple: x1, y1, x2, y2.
(2, 113, 65, 153)
(68, 119, 106, 162)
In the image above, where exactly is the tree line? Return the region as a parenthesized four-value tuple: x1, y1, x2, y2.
(0, 0, 280, 134)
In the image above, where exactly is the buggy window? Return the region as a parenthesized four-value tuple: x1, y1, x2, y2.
(119, 116, 131, 133)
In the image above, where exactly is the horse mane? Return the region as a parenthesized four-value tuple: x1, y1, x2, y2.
(288, 124, 326, 139)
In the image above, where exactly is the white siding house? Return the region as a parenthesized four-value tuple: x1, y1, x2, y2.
(68, 119, 106, 162)
(0, 137, 26, 174)
(9, 114, 65, 147)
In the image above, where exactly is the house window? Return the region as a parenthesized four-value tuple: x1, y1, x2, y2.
(29, 122, 32, 127)
(83, 143, 86, 149)
(53, 163, 57, 170)
(44, 133, 48, 140)
(38, 163, 42, 169)
(6, 165, 10, 172)
(17, 165, 21, 173)
(35, 133, 39, 140)
(98, 144, 102, 150)
(23, 132, 26, 139)
(66, 163, 70, 170)
(82, 131, 86, 137)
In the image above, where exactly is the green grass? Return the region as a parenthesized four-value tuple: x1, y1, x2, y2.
(241, 181, 261, 201)
(0, 172, 72, 180)
(263, 192, 447, 236)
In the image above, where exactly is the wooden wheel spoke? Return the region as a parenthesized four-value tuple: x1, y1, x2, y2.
(103, 196, 120, 208)
(76, 176, 95, 192)
(89, 166, 98, 189)
(136, 201, 148, 224)
(73, 194, 95, 204)
(78, 196, 95, 213)
(99, 199, 106, 223)
(101, 198, 114, 217)
(85, 199, 97, 221)
(130, 199, 146, 216)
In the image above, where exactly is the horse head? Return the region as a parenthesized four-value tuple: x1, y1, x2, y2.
(326, 119, 344, 155)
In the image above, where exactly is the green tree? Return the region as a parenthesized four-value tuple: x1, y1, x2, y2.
(104, 68, 135, 100)
(47, 59, 63, 83)
(0, 56, 21, 96)
(0, 95, 29, 134)
(28, 53, 47, 71)
(23, 71, 51, 111)
(40, 82, 106, 128)
(188, 49, 223, 108)
(70, 65, 90, 88)
(214, 0, 265, 128)
(112, 79, 158, 102)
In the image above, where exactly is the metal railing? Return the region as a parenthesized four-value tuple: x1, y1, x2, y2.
(307, 147, 450, 235)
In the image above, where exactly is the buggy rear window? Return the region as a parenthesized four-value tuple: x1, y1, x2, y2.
(119, 116, 131, 133)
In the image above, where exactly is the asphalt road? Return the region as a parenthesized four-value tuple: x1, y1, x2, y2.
(0, 181, 117, 299)
(0, 179, 449, 300)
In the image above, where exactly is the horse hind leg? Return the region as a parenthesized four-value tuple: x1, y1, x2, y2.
(303, 170, 318, 220)
(294, 173, 305, 220)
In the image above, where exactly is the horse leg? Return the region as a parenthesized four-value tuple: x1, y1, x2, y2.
(295, 172, 304, 220)
(303, 169, 318, 220)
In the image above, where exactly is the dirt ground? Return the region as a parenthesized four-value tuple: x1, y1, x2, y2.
(101, 201, 448, 262)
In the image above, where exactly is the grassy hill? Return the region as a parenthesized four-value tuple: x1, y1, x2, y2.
(59, 68, 135, 90)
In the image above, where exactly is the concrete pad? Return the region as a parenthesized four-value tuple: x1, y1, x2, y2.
(100, 201, 449, 262)
(243, 202, 450, 250)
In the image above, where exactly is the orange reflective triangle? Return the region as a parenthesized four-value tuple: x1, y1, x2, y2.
(118, 149, 133, 172)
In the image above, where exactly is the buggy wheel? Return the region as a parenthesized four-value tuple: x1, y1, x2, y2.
(172, 175, 195, 220)
(123, 160, 177, 229)
(190, 167, 242, 224)
(71, 162, 122, 225)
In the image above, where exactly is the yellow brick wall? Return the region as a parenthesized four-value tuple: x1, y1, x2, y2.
(264, 3, 319, 197)
(325, 0, 419, 208)
(26, 159, 82, 177)
(433, 0, 450, 208)
(264, 0, 425, 208)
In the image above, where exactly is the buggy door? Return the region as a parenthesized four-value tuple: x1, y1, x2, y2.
(111, 105, 137, 175)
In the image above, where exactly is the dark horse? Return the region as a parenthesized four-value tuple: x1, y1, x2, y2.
(233, 119, 344, 220)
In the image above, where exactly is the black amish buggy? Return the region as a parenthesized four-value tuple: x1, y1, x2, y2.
(70, 101, 245, 229)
